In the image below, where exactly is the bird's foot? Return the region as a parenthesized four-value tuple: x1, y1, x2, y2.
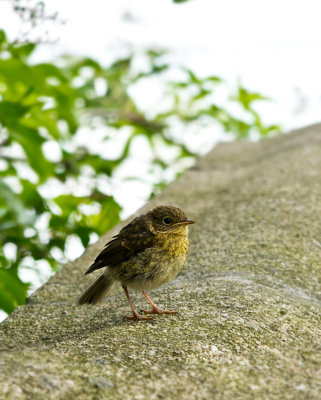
(126, 313, 153, 321)
(144, 307, 176, 315)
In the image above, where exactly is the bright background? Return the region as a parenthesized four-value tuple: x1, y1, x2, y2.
(1, 0, 321, 138)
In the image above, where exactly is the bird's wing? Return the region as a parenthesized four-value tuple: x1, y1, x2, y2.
(85, 216, 155, 275)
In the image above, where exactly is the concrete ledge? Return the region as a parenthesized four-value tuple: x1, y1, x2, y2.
(1, 124, 321, 399)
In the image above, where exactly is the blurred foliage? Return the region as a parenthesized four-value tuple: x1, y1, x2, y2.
(0, 6, 280, 315)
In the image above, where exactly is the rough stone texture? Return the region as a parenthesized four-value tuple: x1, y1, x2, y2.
(1, 125, 321, 400)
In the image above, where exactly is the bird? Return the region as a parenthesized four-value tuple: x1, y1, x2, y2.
(77, 205, 195, 320)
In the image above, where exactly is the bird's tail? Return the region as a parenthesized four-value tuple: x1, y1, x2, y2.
(77, 273, 114, 305)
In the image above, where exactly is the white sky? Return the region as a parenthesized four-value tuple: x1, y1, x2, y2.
(1, 0, 321, 133)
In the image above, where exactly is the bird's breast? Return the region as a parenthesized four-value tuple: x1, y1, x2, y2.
(159, 233, 189, 259)
(119, 234, 189, 290)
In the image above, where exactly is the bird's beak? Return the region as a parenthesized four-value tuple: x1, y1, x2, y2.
(180, 219, 195, 225)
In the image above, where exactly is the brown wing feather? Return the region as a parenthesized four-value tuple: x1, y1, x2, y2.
(85, 216, 155, 275)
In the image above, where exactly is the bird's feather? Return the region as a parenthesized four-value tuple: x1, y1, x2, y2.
(85, 216, 155, 275)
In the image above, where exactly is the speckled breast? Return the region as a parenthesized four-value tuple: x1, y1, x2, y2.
(118, 234, 190, 291)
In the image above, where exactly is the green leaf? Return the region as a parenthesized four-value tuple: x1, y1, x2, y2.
(0, 101, 30, 125)
(9, 43, 36, 60)
(235, 86, 270, 110)
(193, 88, 211, 101)
(86, 196, 121, 235)
(185, 68, 201, 84)
(10, 124, 54, 182)
(54, 194, 90, 214)
(0, 267, 29, 313)
(206, 76, 223, 83)
(0, 181, 35, 226)
(74, 226, 92, 248)
(33, 63, 68, 82)
(0, 29, 7, 46)
(20, 180, 46, 213)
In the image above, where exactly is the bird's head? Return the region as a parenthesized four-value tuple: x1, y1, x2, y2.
(146, 205, 195, 235)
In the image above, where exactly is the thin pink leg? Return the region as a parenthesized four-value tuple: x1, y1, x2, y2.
(142, 290, 176, 315)
(122, 285, 153, 320)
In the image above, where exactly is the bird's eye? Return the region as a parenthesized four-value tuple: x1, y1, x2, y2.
(163, 217, 171, 225)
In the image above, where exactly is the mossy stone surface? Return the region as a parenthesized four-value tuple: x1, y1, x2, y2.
(1, 125, 321, 399)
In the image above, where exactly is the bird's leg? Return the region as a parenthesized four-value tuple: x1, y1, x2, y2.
(122, 285, 153, 320)
(142, 290, 176, 314)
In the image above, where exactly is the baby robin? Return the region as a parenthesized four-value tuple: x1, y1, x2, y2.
(77, 205, 195, 320)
